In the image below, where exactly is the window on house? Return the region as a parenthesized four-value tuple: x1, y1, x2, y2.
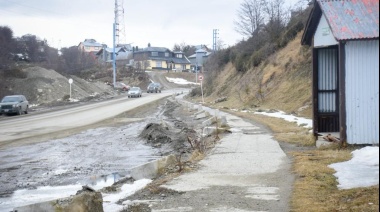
(85, 46, 90, 50)
(156, 61, 162, 68)
(165, 52, 169, 57)
(176, 54, 183, 58)
(152, 52, 158, 57)
(94, 47, 100, 50)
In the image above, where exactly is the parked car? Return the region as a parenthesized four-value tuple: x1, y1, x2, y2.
(147, 82, 162, 93)
(0, 95, 29, 115)
(113, 82, 130, 91)
(127, 87, 142, 98)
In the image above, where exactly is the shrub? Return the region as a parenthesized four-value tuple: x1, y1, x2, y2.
(62, 94, 70, 101)
(1, 68, 27, 79)
(189, 87, 202, 97)
(250, 50, 264, 67)
(234, 54, 249, 72)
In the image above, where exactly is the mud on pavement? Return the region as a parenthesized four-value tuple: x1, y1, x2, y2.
(0, 95, 220, 211)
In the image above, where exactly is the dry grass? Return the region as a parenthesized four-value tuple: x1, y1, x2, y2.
(292, 150, 379, 212)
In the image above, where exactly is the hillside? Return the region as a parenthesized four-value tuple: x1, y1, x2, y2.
(197, 31, 313, 118)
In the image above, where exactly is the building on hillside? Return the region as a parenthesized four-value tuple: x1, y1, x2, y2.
(301, 0, 379, 145)
(96, 45, 132, 65)
(132, 45, 191, 71)
(188, 49, 212, 72)
(78, 39, 103, 54)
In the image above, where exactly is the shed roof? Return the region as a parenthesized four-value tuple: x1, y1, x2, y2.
(302, 0, 379, 45)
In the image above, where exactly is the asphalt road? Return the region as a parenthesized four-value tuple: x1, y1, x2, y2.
(0, 91, 174, 149)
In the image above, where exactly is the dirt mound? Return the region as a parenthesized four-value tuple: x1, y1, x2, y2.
(139, 99, 199, 154)
(1, 66, 119, 105)
(140, 123, 173, 144)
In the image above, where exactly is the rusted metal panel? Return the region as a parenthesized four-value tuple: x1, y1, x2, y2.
(317, 0, 379, 40)
(345, 40, 379, 145)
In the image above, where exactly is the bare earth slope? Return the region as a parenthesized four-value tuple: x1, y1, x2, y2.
(2, 66, 119, 105)
(202, 32, 313, 118)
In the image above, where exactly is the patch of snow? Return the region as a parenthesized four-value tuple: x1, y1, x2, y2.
(69, 98, 79, 102)
(329, 146, 379, 189)
(53, 168, 68, 175)
(166, 77, 199, 85)
(254, 110, 312, 128)
(102, 179, 152, 212)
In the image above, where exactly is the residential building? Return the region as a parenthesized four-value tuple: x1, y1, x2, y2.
(78, 39, 103, 54)
(132, 45, 191, 71)
(96, 45, 132, 64)
(188, 48, 212, 72)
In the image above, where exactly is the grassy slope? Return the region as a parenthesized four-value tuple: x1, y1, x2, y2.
(202, 31, 313, 118)
(186, 31, 379, 211)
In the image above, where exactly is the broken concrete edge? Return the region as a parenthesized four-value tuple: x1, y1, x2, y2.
(202, 127, 231, 137)
(129, 155, 177, 180)
(13, 190, 103, 212)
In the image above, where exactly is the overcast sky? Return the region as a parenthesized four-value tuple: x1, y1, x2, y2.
(0, 0, 300, 50)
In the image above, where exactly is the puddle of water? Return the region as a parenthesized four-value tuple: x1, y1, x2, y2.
(0, 184, 82, 211)
(0, 120, 165, 211)
(0, 173, 125, 211)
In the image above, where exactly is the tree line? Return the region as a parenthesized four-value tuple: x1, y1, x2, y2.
(204, 0, 312, 74)
(0, 26, 96, 75)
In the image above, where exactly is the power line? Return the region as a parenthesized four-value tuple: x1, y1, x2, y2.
(2, 0, 66, 17)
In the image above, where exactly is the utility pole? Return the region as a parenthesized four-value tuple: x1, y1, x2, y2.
(114, 0, 126, 45)
(112, 0, 117, 88)
(212, 29, 219, 52)
(112, 0, 125, 88)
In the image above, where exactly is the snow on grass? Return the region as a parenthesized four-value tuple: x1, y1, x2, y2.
(254, 110, 312, 128)
(329, 146, 379, 189)
(166, 77, 199, 85)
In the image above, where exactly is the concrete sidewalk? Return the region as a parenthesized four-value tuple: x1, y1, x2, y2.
(147, 102, 294, 212)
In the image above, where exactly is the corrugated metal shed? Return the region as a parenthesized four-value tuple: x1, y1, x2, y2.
(318, 0, 379, 40)
(345, 40, 379, 145)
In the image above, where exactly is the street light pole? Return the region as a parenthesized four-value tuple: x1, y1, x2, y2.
(195, 63, 198, 84)
(112, 23, 116, 88)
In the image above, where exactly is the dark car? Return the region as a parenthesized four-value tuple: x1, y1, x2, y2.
(0, 95, 29, 115)
(147, 82, 162, 93)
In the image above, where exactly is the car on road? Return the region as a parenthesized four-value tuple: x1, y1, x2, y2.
(127, 87, 142, 98)
(113, 82, 130, 91)
(0, 95, 29, 115)
(147, 82, 162, 93)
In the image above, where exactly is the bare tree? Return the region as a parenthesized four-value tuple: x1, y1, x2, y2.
(18, 34, 40, 62)
(263, 0, 289, 42)
(234, 0, 265, 38)
(0, 26, 14, 65)
(173, 42, 197, 57)
(60, 46, 81, 74)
